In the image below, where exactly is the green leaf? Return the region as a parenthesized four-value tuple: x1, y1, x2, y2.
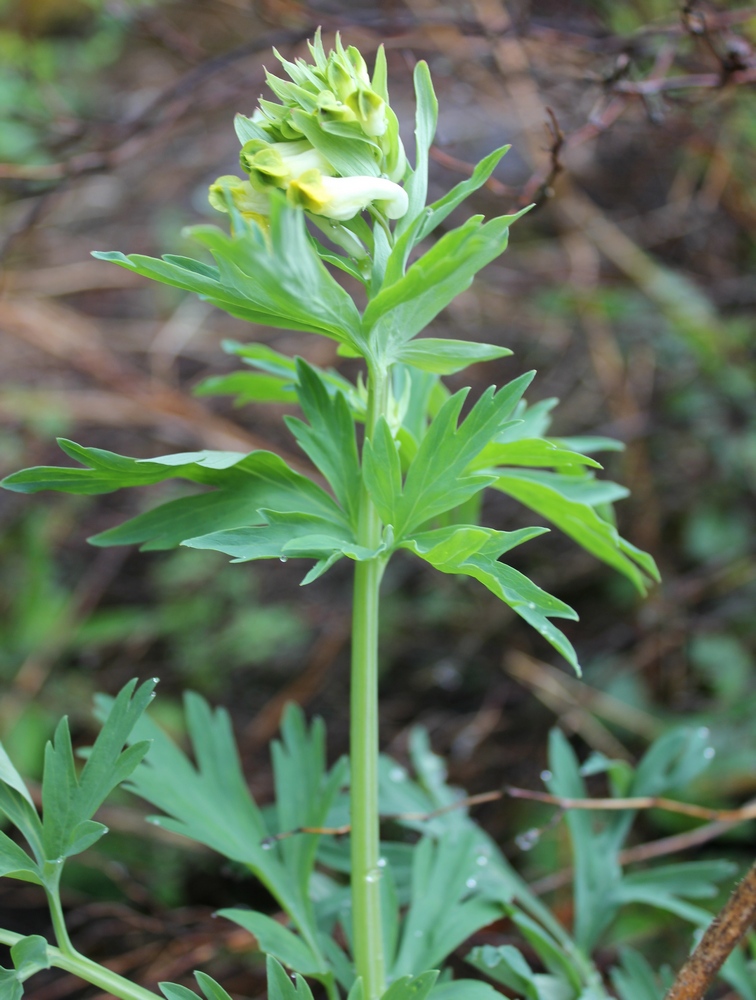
(400, 525, 546, 568)
(416, 146, 513, 244)
(471, 439, 601, 471)
(183, 511, 351, 563)
(396, 339, 512, 375)
(0, 746, 44, 861)
(491, 470, 658, 592)
(365, 216, 515, 359)
(266, 956, 317, 1000)
(194, 372, 295, 405)
(610, 948, 667, 1000)
(363, 418, 403, 526)
(394, 376, 535, 536)
(271, 704, 348, 920)
(632, 727, 713, 797)
(11, 937, 50, 981)
(219, 910, 322, 977)
(284, 359, 361, 527)
(466, 945, 574, 1000)
(224, 342, 365, 418)
(290, 109, 381, 178)
(0, 832, 42, 884)
(510, 912, 583, 994)
(160, 984, 202, 1000)
(395, 61, 437, 238)
(392, 831, 504, 980)
(547, 728, 616, 952)
(194, 972, 234, 1000)
(94, 197, 365, 349)
(41, 679, 155, 862)
(115, 695, 341, 968)
(25, 445, 347, 552)
(382, 971, 439, 1000)
(0, 968, 22, 1000)
(234, 112, 269, 143)
(429, 983, 503, 1000)
(347, 980, 365, 1000)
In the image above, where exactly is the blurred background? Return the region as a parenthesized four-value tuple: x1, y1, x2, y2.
(1, 0, 756, 995)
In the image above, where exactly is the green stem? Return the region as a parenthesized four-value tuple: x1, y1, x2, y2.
(45, 888, 74, 955)
(350, 361, 389, 1000)
(0, 928, 161, 1000)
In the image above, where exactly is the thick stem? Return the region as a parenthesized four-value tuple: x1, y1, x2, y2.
(0, 928, 161, 1000)
(350, 362, 389, 1000)
(664, 860, 756, 1000)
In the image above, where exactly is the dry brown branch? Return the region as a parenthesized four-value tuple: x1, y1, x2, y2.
(505, 786, 756, 824)
(259, 791, 503, 846)
(665, 860, 756, 1000)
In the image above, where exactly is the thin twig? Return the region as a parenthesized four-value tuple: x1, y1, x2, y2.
(505, 786, 756, 823)
(260, 791, 503, 846)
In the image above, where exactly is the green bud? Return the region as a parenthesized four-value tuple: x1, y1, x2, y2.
(208, 175, 271, 222)
(346, 45, 370, 86)
(326, 57, 354, 104)
(345, 87, 387, 138)
(241, 139, 334, 192)
(316, 90, 358, 125)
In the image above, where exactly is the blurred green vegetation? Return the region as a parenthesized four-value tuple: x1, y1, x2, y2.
(1, 0, 756, 990)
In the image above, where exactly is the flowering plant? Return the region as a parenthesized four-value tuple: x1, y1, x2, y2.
(3, 33, 727, 1000)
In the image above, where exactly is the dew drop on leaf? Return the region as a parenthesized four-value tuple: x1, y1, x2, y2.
(515, 828, 541, 851)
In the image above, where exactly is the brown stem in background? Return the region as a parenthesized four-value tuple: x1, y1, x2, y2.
(665, 860, 756, 1000)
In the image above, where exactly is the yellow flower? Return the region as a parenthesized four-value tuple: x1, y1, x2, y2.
(287, 170, 408, 222)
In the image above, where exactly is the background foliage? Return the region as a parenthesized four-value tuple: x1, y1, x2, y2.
(1, 0, 755, 996)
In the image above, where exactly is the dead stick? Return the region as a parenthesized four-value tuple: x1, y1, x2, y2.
(505, 786, 756, 823)
(665, 860, 756, 1000)
(261, 791, 503, 846)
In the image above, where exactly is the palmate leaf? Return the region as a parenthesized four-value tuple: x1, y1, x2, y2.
(2, 442, 346, 553)
(109, 697, 342, 981)
(41, 679, 155, 863)
(391, 830, 505, 981)
(489, 469, 658, 592)
(221, 340, 366, 417)
(466, 945, 573, 1000)
(429, 983, 503, 1000)
(93, 197, 364, 349)
(218, 909, 325, 979)
(364, 215, 518, 361)
(364, 375, 534, 538)
(547, 725, 724, 953)
(0, 747, 44, 866)
(400, 526, 579, 671)
(265, 957, 317, 1000)
(184, 509, 381, 586)
(284, 360, 361, 528)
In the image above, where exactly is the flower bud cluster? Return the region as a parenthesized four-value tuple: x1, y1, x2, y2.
(210, 31, 408, 227)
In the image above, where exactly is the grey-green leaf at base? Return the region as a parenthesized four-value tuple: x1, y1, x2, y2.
(219, 909, 322, 978)
(266, 956, 316, 1000)
(381, 971, 439, 1000)
(429, 982, 503, 1000)
(10, 936, 50, 981)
